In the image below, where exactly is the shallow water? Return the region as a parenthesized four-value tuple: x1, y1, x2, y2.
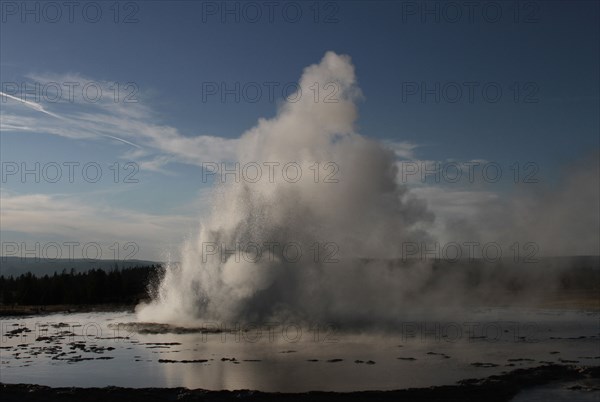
(1, 308, 598, 392)
(510, 380, 600, 402)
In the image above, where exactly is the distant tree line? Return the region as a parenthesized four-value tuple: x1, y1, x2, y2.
(0, 265, 161, 305)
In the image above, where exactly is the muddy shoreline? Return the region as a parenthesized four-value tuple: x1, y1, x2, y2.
(2, 365, 599, 401)
(1, 291, 597, 318)
(0, 304, 137, 317)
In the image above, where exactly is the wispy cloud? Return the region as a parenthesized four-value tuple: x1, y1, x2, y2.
(0, 190, 196, 260)
(1, 73, 238, 169)
(383, 140, 419, 159)
(0, 72, 239, 260)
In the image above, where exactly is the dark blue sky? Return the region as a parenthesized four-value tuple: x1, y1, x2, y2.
(3, 1, 598, 158)
(1, 0, 598, 259)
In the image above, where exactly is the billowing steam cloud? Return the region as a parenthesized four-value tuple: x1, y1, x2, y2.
(136, 52, 435, 324)
(137, 52, 599, 326)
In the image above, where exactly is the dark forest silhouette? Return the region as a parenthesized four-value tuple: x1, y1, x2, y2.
(0, 265, 161, 306)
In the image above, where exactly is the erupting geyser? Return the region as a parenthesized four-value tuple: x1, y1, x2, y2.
(136, 52, 435, 325)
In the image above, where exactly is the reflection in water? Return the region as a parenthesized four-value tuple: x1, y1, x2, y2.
(1, 309, 599, 392)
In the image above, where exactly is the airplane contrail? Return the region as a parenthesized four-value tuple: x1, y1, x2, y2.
(0, 91, 141, 148)
(0, 91, 64, 119)
(101, 134, 142, 148)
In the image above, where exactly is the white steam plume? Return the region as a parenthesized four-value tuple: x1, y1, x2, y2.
(136, 52, 435, 325)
